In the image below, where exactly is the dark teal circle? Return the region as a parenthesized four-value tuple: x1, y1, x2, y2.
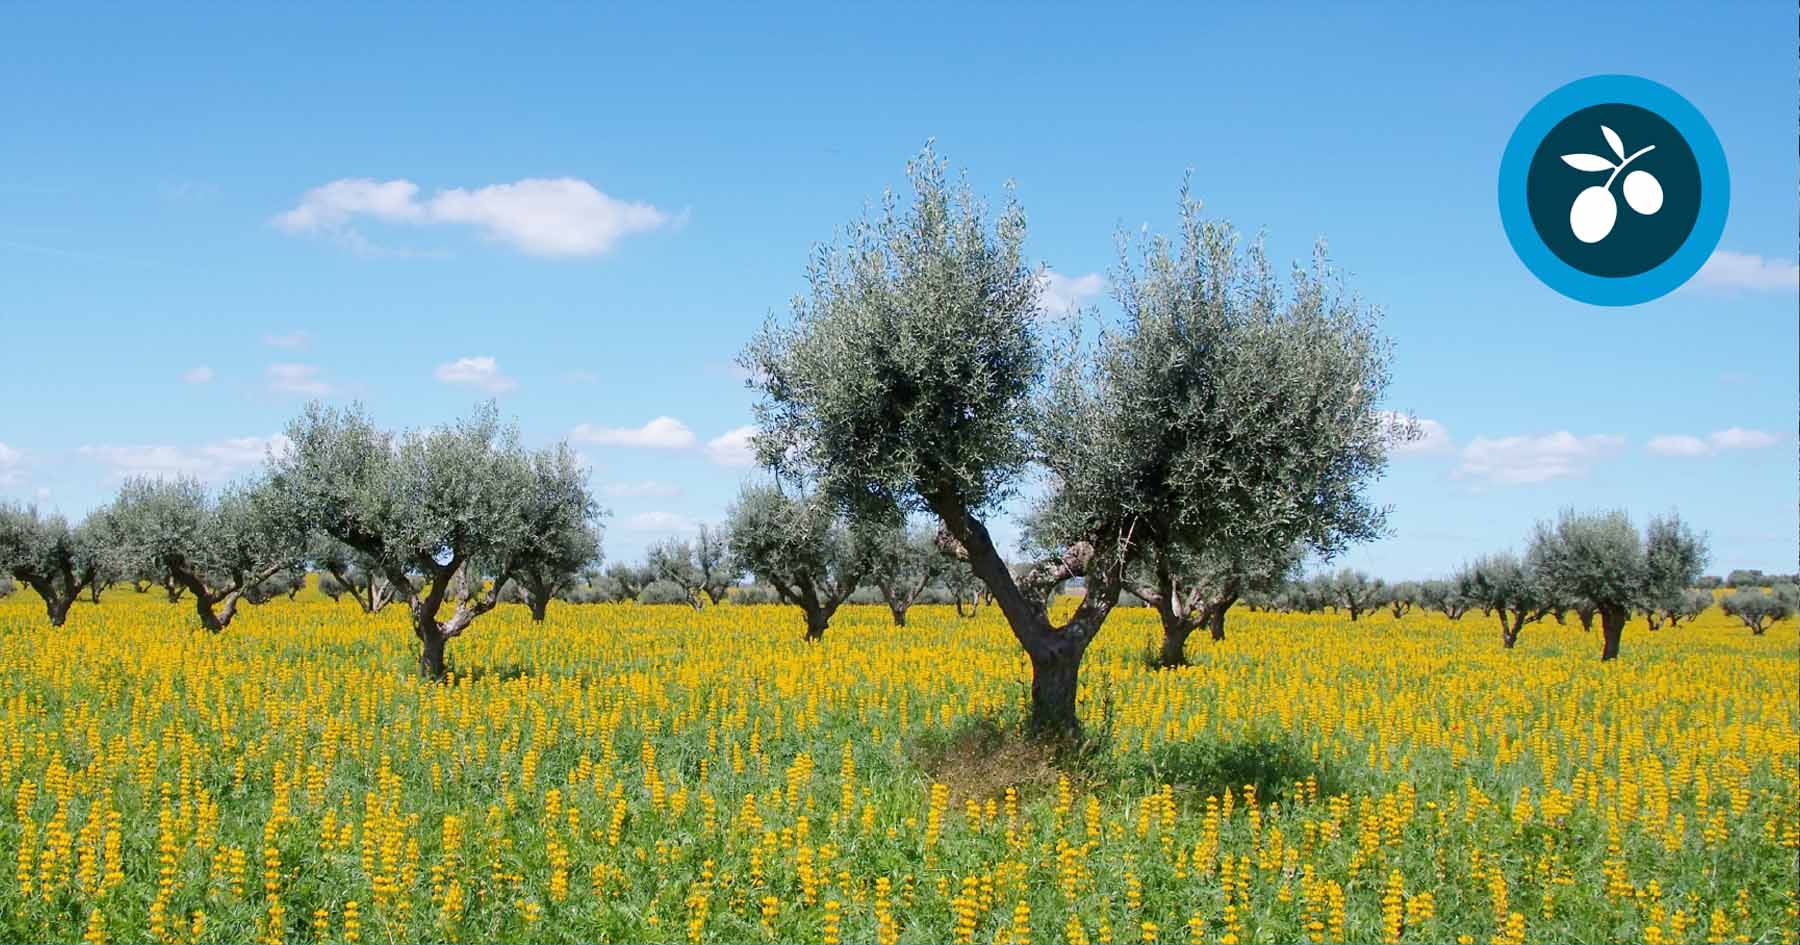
(1498, 75, 1729, 307)
(1525, 103, 1701, 277)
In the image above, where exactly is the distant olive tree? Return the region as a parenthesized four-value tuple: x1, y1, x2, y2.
(0, 505, 108, 626)
(503, 444, 604, 622)
(726, 483, 871, 640)
(1416, 579, 1470, 620)
(1130, 544, 1300, 666)
(941, 556, 985, 618)
(1328, 569, 1386, 622)
(647, 524, 737, 609)
(107, 476, 309, 632)
(1457, 553, 1554, 649)
(864, 521, 944, 627)
(1527, 509, 1708, 661)
(274, 401, 590, 678)
(0, 576, 15, 598)
(744, 150, 1400, 732)
(604, 562, 655, 602)
(1657, 588, 1713, 628)
(314, 540, 408, 613)
(1720, 589, 1793, 634)
(1385, 581, 1420, 619)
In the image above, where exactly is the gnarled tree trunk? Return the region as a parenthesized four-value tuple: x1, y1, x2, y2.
(1598, 606, 1626, 661)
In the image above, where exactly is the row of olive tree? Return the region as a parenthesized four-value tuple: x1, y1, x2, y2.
(739, 148, 1403, 732)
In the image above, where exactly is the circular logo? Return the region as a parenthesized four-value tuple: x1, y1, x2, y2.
(1499, 75, 1728, 306)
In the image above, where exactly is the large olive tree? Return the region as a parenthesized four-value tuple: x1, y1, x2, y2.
(273, 402, 593, 677)
(742, 150, 1399, 732)
(107, 476, 310, 632)
(1526, 509, 1707, 661)
(725, 483, 869, 640)
(0, 504, 107, 626)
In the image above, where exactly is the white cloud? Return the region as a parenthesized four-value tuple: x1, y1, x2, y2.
(0, 442, 21, 486)
(570, 416, 697, 449)
(79, 434, 291, 481)
(1689, 250, 1799, 294)
(1708, 427, 1780, 451)
(1381, 412, 1453, 455)
(705, 426, 758, 467)
(263, 330, 310, 349)
(181, 366, 214, 384)
(1037, 270, 1106, 316)
(274, 176, 671, 258)
(1454, 431, 1625, 485)
(1647, 434, 1710, 457)
(602, 480, 682, 499)
(433, 355, 517, 393)
(266, 363, 332, 396)
(619, 511, 698, 533)
(1647, 427, 1781, 457)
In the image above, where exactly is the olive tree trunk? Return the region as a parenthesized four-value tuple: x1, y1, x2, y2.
(1598, 605, 1627, 661)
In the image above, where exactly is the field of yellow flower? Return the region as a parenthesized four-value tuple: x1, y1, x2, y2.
(1, 589, 1794, 944)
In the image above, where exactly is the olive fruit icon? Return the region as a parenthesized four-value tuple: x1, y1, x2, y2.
(1560, 126, 1659, 243)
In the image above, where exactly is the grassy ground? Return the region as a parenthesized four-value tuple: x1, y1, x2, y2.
(1, 588, 1794, 943)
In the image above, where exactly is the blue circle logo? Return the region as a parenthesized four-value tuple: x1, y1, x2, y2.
(1499, 75, 1728, 306)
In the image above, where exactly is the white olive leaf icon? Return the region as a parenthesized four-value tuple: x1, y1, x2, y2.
(1560, 127, 1659, 243)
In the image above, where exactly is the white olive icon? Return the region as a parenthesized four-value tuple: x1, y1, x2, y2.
(1623, 169, 1663, 215)
(1570, 186, 1617, 243)
(1559, 125, 1659, 243)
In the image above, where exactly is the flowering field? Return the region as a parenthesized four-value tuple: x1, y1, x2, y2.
(1, 591, 1794, 944)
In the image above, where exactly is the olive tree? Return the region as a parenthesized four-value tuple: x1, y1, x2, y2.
(314, 539, 407, 613)
(942, 555, 984, 618)
(1457, 553, 1554, 649)
(1526, 509, 1708, 661)
(1131, 543, 1300, 665)
(604, 561, 654, 602)
(1720, 589, 1792, 633)
(106, 476, 309, 632)
(646, 524, 737, 609)
(503, 444, 604, 622)
(1328, 569, 1387, 622)
(863, 521, 945, 627)
(1416, 579, 1469, 620)
(725, 483, 870, 640)
(273, 402, 581, 678)
(0, 505, 108, 626)
(1385, 581, 1420, 619)
(742, 150, 1399, 732)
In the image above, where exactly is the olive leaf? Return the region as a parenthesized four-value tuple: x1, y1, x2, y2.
(1601, 126, 1625, 161)
(1561, 153, 1616, 172)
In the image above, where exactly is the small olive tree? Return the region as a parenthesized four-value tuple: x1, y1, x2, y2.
(1416, 579, 1469, 620)
(107, 476, 310, 632)
(0, 504, 108, 626)
(1328, 569, 1387, 622)
(646, 524, 738, 609)
(1720, 589, 1793, 634)
(273, 401, 587, 678)
(725, 483, 870, 640)
(604, 562, 654, 602)
(314, 539, 406, 613)
(1130, 543, 1300, 665)
(1457, 553, 1554, 649)
(864, 521, 944, 627)
(503, 444, 604, 622)
(1526, 509, 1708, 661)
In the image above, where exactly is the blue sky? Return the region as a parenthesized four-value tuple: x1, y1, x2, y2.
(2, 2, 1794, 578)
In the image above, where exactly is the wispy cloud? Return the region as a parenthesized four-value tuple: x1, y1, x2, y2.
(1651, 426, 1784, 457)
(705, 426, 758, 467)
(181, 366, 214, 384)
(1381, 412, 1454, 456)
(1037, 269, 1106, 317)
(78, 434, 291, 481)
(570, 416, 697, 449)
(1454, 431, 1626, 485)
(619, 511, 698, 533)
(1688, 250, 1798, 294)
(274, 177, 672, 258)
(266, 363, 332, 396)
(601, 480, 683, 499)
(433, 356, 517, 393)
(0, 442, 22, 486)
